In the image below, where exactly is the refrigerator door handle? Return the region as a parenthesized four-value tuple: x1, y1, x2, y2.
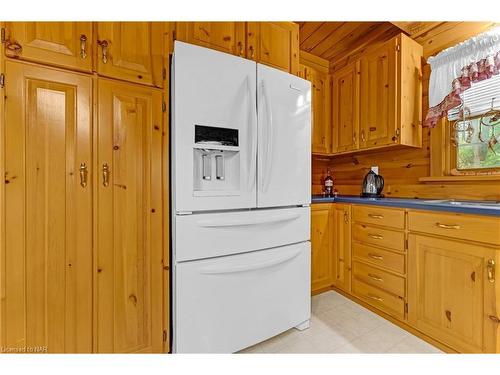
(196, 212, 301, 228)
(261, 80, 274, 193)
(247, 76, 256, 191)
(199, 249, 302, 275)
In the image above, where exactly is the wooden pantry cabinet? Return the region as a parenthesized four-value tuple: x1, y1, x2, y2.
(2, 61, 93, 352)
(330, 33, 423, 155)
(332, 204, 352, 293)
(0, 60, 167, 353)
(2, 22, 93, 72)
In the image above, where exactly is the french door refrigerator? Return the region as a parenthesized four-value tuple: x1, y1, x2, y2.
(171, 41, 312, 353)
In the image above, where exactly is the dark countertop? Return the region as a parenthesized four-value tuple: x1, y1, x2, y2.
(311, 195, 500, 217)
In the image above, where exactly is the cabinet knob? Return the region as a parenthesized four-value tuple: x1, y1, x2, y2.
(80, 34, 88, 59)
(98, 40, 109, 64)
(487, 259, 495, 283)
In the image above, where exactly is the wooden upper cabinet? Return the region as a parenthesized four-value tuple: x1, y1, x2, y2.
(332, 204, 352, 293)
(175, 22, 246, 57)
(332, 61, 359, 153)
(2, 61, 93, 352)
(247, 22, 299, 75)
(96, 79, 163, 353)
(308, 67, 331, 154)
(359, 37, 397, 149)
(3, 22, 93, 72)
(96, 22, 164, 87)
(408, 235, 500, 353)
(331, 33, 422, 155)
(311, 204, 333, 293)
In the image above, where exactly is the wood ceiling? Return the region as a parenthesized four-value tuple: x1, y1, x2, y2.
(297, 22, 401, 62)
(298, 22, 497, 68)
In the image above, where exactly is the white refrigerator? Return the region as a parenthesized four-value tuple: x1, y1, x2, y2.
(171, 41, 312, 353)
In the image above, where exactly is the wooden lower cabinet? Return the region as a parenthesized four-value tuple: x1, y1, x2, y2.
(310, 204, 333, 293)
(408, 234, 500, 353)
(2, 61, 93, 352)
(96, 79, 164, 353)
(332, 204, 352, 293)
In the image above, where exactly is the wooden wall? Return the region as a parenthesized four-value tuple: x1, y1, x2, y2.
(313, 60, 500, 201)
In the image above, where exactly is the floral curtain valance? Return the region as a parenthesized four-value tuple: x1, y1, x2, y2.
(425, 26, 500, 128)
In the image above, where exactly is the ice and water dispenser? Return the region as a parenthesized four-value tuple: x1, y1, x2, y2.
(193, 125, 240, 196)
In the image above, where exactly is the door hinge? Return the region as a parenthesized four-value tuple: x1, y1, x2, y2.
(405, 302, 408, 314)
(162, 101, 166, 112)
(163, 329, 168, 342)
(0, 73, 5, 89)
(162, 67, 167, 80)
(396, 44, 401, 52)
(405, 238, 408, 250)
(172, 29, 177, 41)
(1, 28, 6, 44)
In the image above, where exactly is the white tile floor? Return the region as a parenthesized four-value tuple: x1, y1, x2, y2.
(239, 290, 443, 354)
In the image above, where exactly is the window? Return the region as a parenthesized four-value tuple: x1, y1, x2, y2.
(447, 74, 500, 171)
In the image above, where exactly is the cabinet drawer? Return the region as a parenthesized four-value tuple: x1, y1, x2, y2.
(353, 223, 405, 251)
(353, 261, 405, 297)
(408, 211, 500, 246)
(352, 279, 405, 320)
(352, 242, 405, 274)
(353, 205, 405, 229)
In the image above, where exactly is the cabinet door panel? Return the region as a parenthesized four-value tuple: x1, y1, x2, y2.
(96, 22, 164, 87)
(333, 204, 352, 293)
(4, 22, 93, 72)
(308, 68, 330, 154)
(175, 22, 245, 57)
(359, 38, 397, 148)
(2, 61, 92, 352)
(96, 79, 163, 353)
(311, 205, 333, 293)
(332, 62, 359, 153)
(408, 235, 499, 353)
(247, 22, 299, 75)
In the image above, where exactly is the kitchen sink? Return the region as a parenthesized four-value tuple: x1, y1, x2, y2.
(421, 199, 500, 208)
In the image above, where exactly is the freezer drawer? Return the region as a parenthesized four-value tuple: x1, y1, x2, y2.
(174, 242, 311, 353)
(174, 206, 310, 262)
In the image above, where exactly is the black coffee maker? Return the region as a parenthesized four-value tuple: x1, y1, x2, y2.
(361, 167, 384, 198)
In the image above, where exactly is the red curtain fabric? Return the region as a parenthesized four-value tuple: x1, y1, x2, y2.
(424, 51, 500, 128)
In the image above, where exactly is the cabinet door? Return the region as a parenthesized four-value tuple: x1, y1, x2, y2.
(96, 22, 164, 87)
(311, 205, 333, 293)
(247, 22, 299, 75)
(175, 22, 246, 57)
(359, 37, 397, 149)
(307, 67, 331, 154)
(4, 22, 93, 72)
(332, 62, 359, 153)
(2, 61, 92, 352)
(408, 235, 499, 353)
(333, 204, 352, 293)
(96, 79, 164, 353)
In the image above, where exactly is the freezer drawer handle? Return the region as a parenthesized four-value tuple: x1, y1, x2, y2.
(199, 249, 302, 275)
(196, 212, 301, 228)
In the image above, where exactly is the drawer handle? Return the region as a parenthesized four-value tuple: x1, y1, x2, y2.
(487, 259, 495, 283)
(436, 222, 461, 230)
(368, 214, 384, 219)
(366, 293, 383, 302)
(368, 273, 383, 282)
(368, 234, 383, 240)
(368, 253, 383, 260)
